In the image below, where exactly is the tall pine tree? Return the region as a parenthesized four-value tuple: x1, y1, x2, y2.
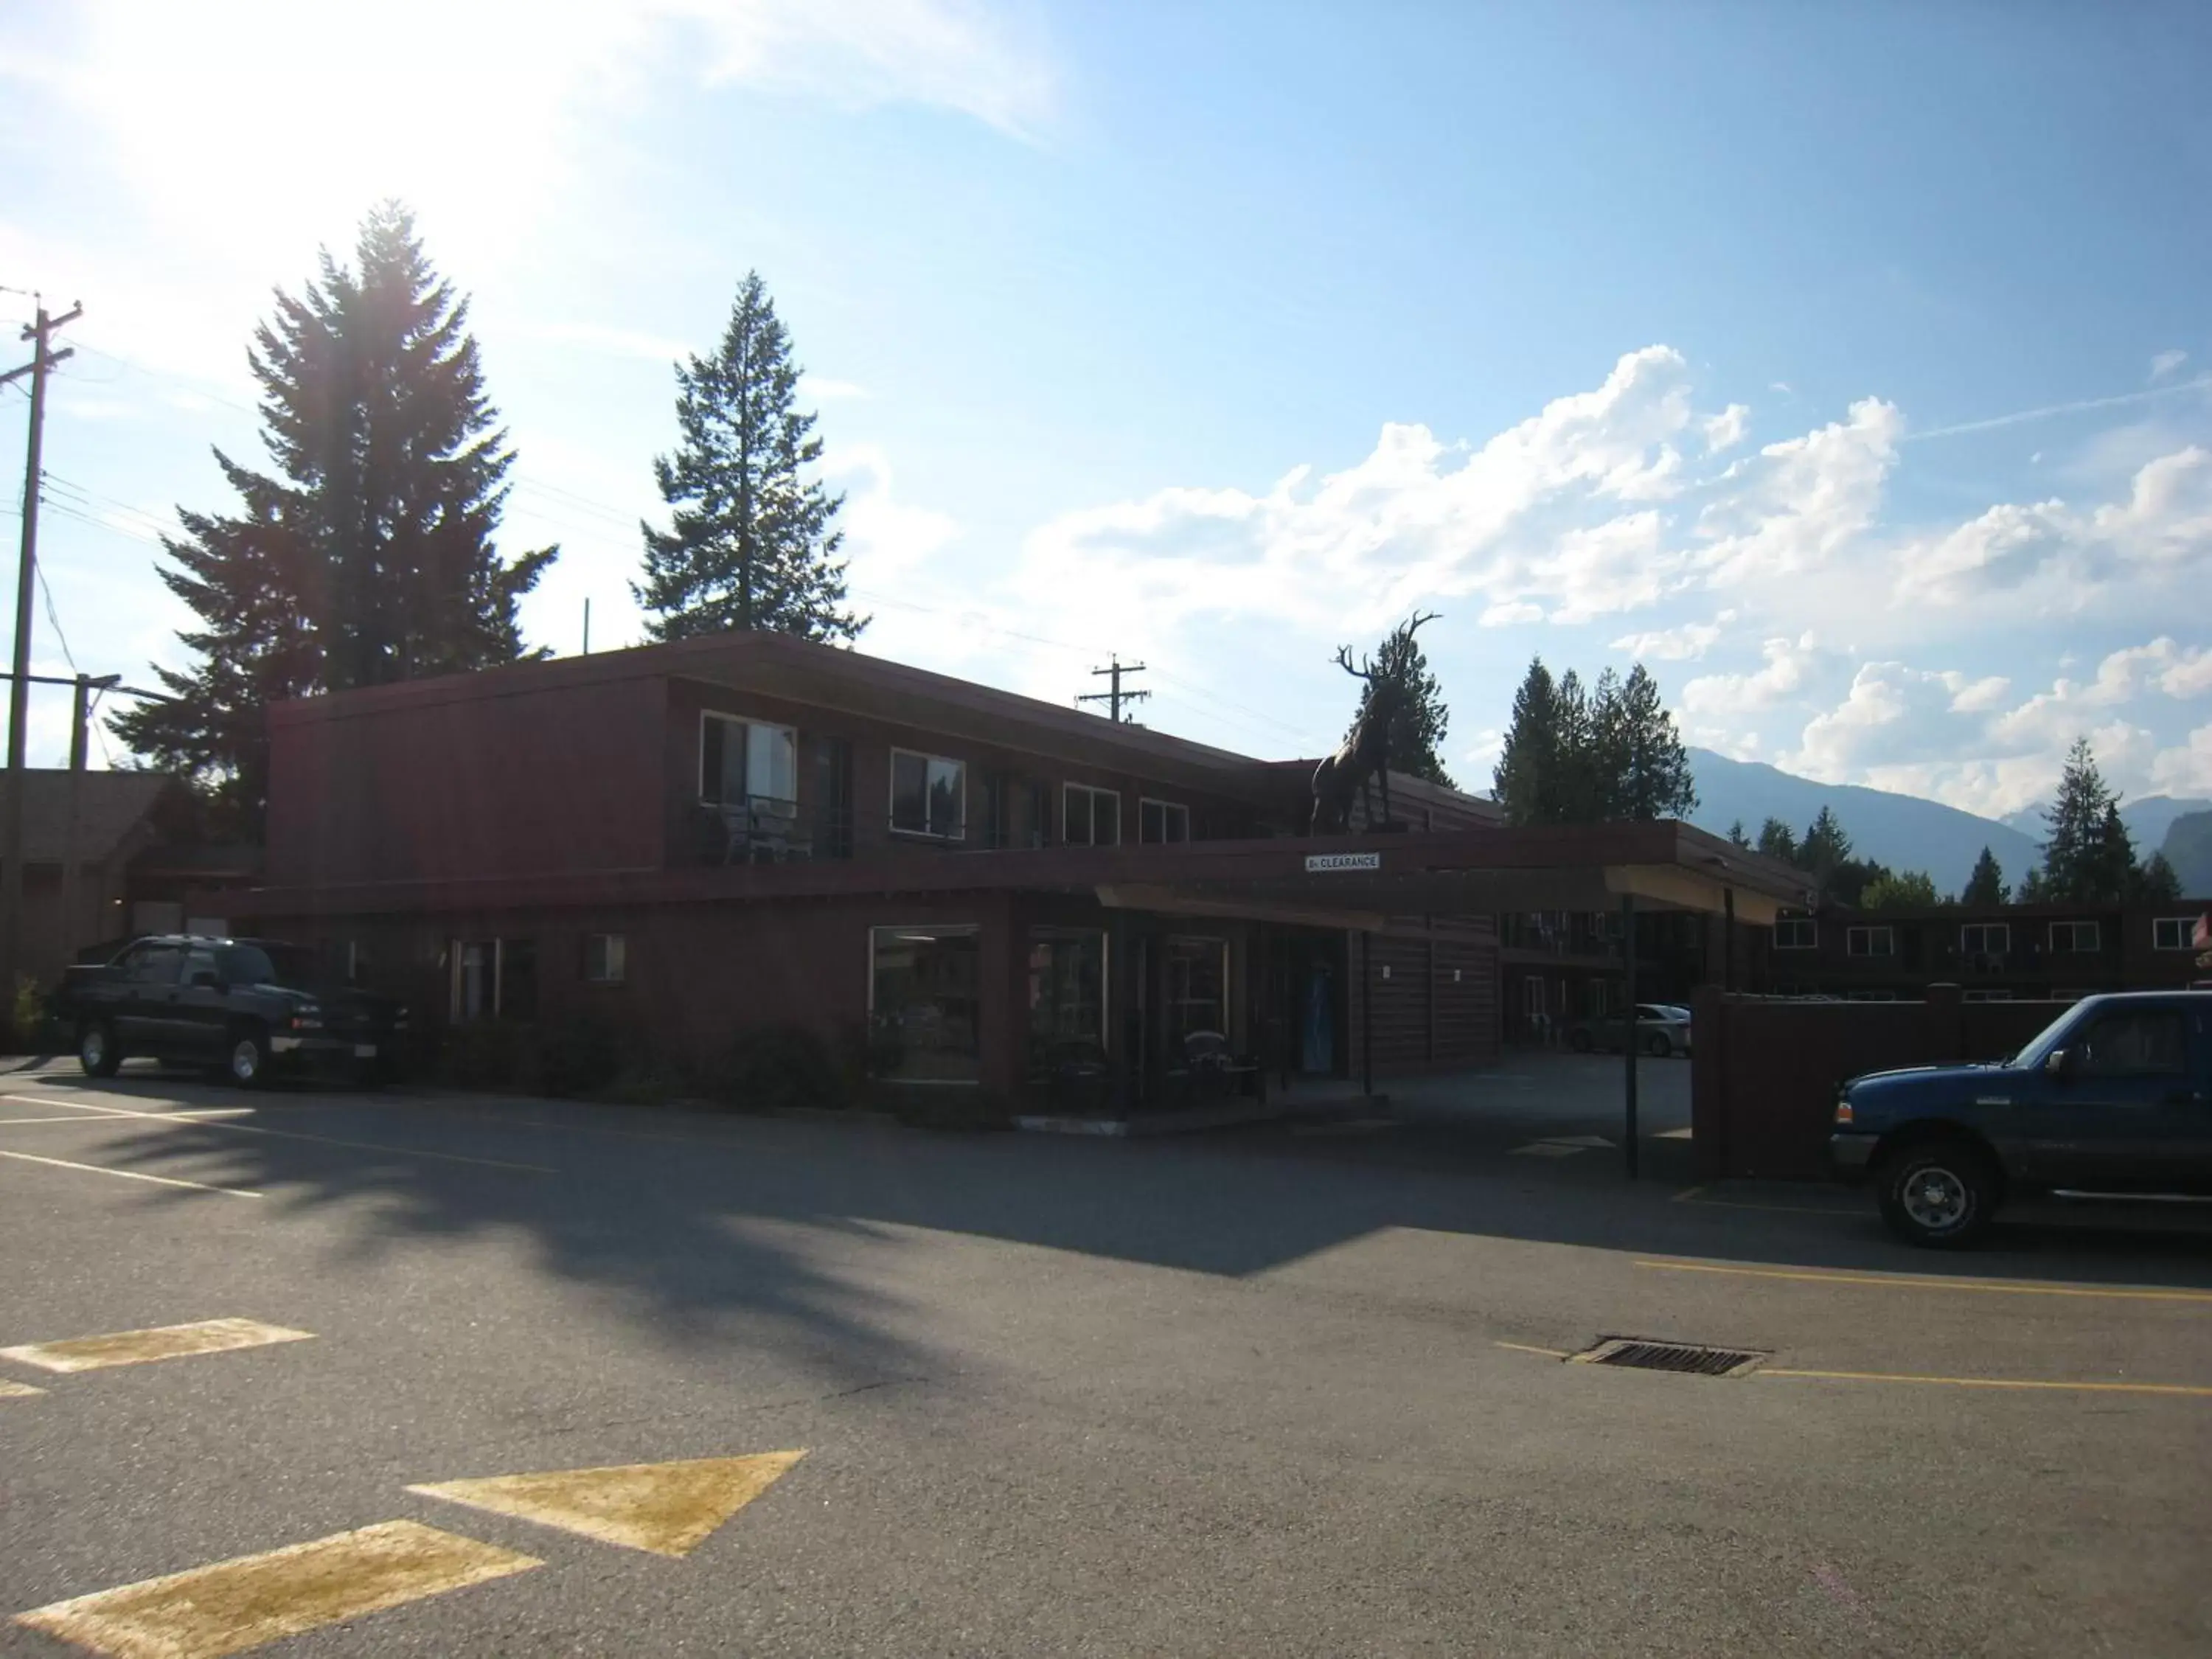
(636, 272, 861, 642)
(1492, 656, 1694, 824)
(1961, 846, 2008, 906)
(1493, 659, 1562, 824)
(1596, 662, 1697, 820)
(115, 204, 554, 835)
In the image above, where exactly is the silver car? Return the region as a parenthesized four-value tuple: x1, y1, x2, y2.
(1568, 1001, 1693, 1058)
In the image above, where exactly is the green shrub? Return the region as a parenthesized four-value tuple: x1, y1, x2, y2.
(532, 1018, 633, 1098)
(10, 975, 50, 1052)
(705, 1024, 846, 1113)
(437, 1020, 529, 1091)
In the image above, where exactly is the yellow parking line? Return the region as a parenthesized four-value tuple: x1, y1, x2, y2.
(0, 1380, 45, 1399)
(1636, 1259, 2212, 1305)
(0, 1095, 554, 1175)
(13, 1520, 540, 1658)
(1493, 1340, 1571, 1360)
(1761, 1367, 2212, 1399)
(2, 1318, 313, 1374)
(0, 1147, 263, 1198)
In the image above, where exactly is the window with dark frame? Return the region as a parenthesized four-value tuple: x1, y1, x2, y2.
(1773, 917, 1817, 950)
(2050, 919, 2101, 953)
(700, 714, 797, 810)
(1960, 922, 2010, 957)
(1063, 782, 1121, 846)
(2076, 1009, 2188, 1077)
(2152, 917, 2197, 951)
(1846, 925, 1895, 958)
(868, 925, 983, 1082)
(583, 934, 627, 985)
(1139, 798, 1190, 844)
(891, 750, 966, 839)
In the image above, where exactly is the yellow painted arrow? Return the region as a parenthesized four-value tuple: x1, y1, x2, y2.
(408, 1452, 806, 1558)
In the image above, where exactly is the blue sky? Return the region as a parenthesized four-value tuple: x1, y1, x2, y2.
(2, 1, 2209, 815)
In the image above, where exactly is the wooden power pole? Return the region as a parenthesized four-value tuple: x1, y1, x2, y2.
(1, 299, 83, 999)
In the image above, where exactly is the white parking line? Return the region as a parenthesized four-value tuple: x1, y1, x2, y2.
(0, 1147, 263, 1197)
(0, 1094, 554, 1175)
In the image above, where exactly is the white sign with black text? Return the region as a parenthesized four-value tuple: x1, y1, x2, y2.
(1304, 852, 1382, 872)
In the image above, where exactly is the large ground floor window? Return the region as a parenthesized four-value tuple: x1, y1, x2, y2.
(1027, 928, 1107, 1078)
(450, 938, 537, 1022)
(1165, 935, 1228, 1044)
(869, 925, 982, 1082)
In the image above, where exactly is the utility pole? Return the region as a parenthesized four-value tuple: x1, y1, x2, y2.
(1077, 654, 1150, 724)
(0, 299, 82, 1004)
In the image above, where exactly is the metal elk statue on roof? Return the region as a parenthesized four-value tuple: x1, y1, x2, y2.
(1311, 611, 1439, 834)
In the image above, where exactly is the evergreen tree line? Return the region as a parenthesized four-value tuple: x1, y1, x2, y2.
(118, 205, 858, 836)
(1492, 658, 1697, 824)
(1724, 736, 2181, 911)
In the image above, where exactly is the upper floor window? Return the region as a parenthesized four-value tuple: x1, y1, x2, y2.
(1064, 782, 1121, 846)
(2152, 917, 2199, 952)
(2050, 920, 2101, 954)
(583, 933, 627, 985)
(1960, 922, 2010, 957)
(700, 714, 797, 809)
(891, 749, 965, 840)
(1846, 925, 1894, 959)
(1139, 799, 1189, 844)
(1773, 917, 1817, 951)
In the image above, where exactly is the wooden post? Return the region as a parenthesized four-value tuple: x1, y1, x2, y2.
(1722, 886, 1736, 992)
(1622, 894, 1639, 1179)
(1359, 928, 1374, 1100)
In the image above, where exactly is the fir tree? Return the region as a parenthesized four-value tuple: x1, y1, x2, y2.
(1597, 662, 1696, 820)
(2015, 866, 2050, 903)
(2133, 849, 2183, 903)
(1493, 659, 1562, 824)
(1798, 806, 1854, 886)
(114, 203, 554, 834)
(1961, 846, 2008, 906)
(1726, 819, 1750, 849)
(636, 272, 861, 642)
(1756, 817, 1798, 862)
(2038, 738, 2114, 901)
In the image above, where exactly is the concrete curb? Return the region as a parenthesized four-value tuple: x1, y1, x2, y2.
(1017, 1093, 1391, 1138)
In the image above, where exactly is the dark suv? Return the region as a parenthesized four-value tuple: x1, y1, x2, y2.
(58, 936, 407, 1086)
(1830, 991, 2212, 1246)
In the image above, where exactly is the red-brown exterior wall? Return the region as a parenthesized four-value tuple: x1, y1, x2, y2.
(267, 674, 668, 888)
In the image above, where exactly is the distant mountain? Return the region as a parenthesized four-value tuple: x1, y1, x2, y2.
(2161, 811, 2212, 897)
(1686, 749, 2040, 892)
(1999, 794, 2212, 852)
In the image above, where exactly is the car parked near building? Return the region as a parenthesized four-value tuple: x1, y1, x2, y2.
(1829, 990, 2212, 1246)
(1567, 1002, 1693, 1057)
(55, 935, 407, 1085)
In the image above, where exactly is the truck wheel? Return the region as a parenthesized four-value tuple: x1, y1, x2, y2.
(1879, 1141, 1999, 1248)
(78, 1020, 122, 1078)
(225, 1028, 270, 1088)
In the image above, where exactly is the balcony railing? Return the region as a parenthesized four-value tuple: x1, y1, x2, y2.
(695, 798, 855, 864)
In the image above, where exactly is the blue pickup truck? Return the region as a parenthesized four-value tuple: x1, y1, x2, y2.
(1831, 991, 2212, 1247)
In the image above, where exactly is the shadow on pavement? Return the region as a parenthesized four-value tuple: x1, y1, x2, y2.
(15, 1055, 2212, 1366)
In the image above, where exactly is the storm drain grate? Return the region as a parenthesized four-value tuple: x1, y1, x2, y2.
(1574, 1338, 1767, 1377)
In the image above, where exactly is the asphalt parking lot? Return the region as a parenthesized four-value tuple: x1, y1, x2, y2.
(3, 1056, 2209, 1657)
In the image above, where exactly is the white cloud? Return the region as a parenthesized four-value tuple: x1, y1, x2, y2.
(2150, 723, 2212, 796)
(1681, 634, 1820, 720)
(1611, 609, 1736, 661)
(2151, 349, 2188, 383)
(1893, 446, 2212, 613)
(1693, 397, 1902, 587)
(802, 376, 872, 403)
(1010, 344, 1702, 640)
(1702, 403, 1750, 453)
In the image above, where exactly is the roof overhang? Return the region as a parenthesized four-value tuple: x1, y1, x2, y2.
(217, 819, 1812, 926)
